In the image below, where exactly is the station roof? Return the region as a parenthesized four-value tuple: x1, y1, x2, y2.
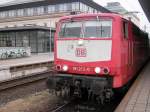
(0, 26, 55, 32)
(0, 0, 43, 7)
(0, 0, 110, 13)
(138, 0, 150, 22)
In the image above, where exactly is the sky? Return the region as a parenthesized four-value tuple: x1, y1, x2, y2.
(0, 0, 14, 4)
(93, 0, 150, 31)
(0, 0, 149, 31)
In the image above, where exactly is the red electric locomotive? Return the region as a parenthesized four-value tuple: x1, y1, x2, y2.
(47, 13, 149, 102)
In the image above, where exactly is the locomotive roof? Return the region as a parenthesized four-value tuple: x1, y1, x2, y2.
(59, 13, 123, 21)
(58, 13, 148, 38)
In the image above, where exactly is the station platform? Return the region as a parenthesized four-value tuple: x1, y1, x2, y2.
(115, 62, 150, 112)
(0, 53, 54, 82)
(0, 53, 54, 68)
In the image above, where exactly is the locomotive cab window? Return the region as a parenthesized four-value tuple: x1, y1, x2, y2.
(123, 21, 128, 39)
(59, 22, 82, 38)
(59, 19, 112, 38)
(84, 20, 112, 38)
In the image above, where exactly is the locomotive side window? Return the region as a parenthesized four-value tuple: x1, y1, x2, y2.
(84, 20, 112, 38)
(123, 22, 128, 38)
(59, 22, 82, 38)
(133, 25, 140, 37)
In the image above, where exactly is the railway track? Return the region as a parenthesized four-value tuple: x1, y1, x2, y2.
(51, 101, 101, 112)
(0, 70, 55, 106)
(51, 101, 71, 112)
(50, 100, 102, 112)
(48, 91, 127, 112)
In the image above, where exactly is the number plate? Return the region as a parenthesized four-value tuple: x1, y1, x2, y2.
(72, 66, 91, 72)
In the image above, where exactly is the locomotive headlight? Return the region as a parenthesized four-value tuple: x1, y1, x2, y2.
(78, 39, 84, 46)
(95, 67, 101, 74)
(63, 65, 68, 71)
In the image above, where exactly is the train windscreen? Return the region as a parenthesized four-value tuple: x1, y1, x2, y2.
(59, 20, 112, 38)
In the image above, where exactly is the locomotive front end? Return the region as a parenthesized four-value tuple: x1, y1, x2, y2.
(47, 14, 115, 103)
(55, 16, 113, 76)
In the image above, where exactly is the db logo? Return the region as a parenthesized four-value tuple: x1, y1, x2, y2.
(75, 48, 87, 57)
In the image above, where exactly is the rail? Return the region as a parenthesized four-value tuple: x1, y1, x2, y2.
(51, 101, 71, 112)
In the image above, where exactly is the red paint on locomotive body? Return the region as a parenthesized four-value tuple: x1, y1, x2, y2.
(54, 13, 149, 89)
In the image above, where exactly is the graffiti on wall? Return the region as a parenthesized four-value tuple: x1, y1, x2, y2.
(0, 47, 31, 60)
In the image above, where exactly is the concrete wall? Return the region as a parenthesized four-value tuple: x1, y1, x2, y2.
(0, 12, 70, 28)
(0, 67, 11, 81)
(0, 64, 50, 82)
